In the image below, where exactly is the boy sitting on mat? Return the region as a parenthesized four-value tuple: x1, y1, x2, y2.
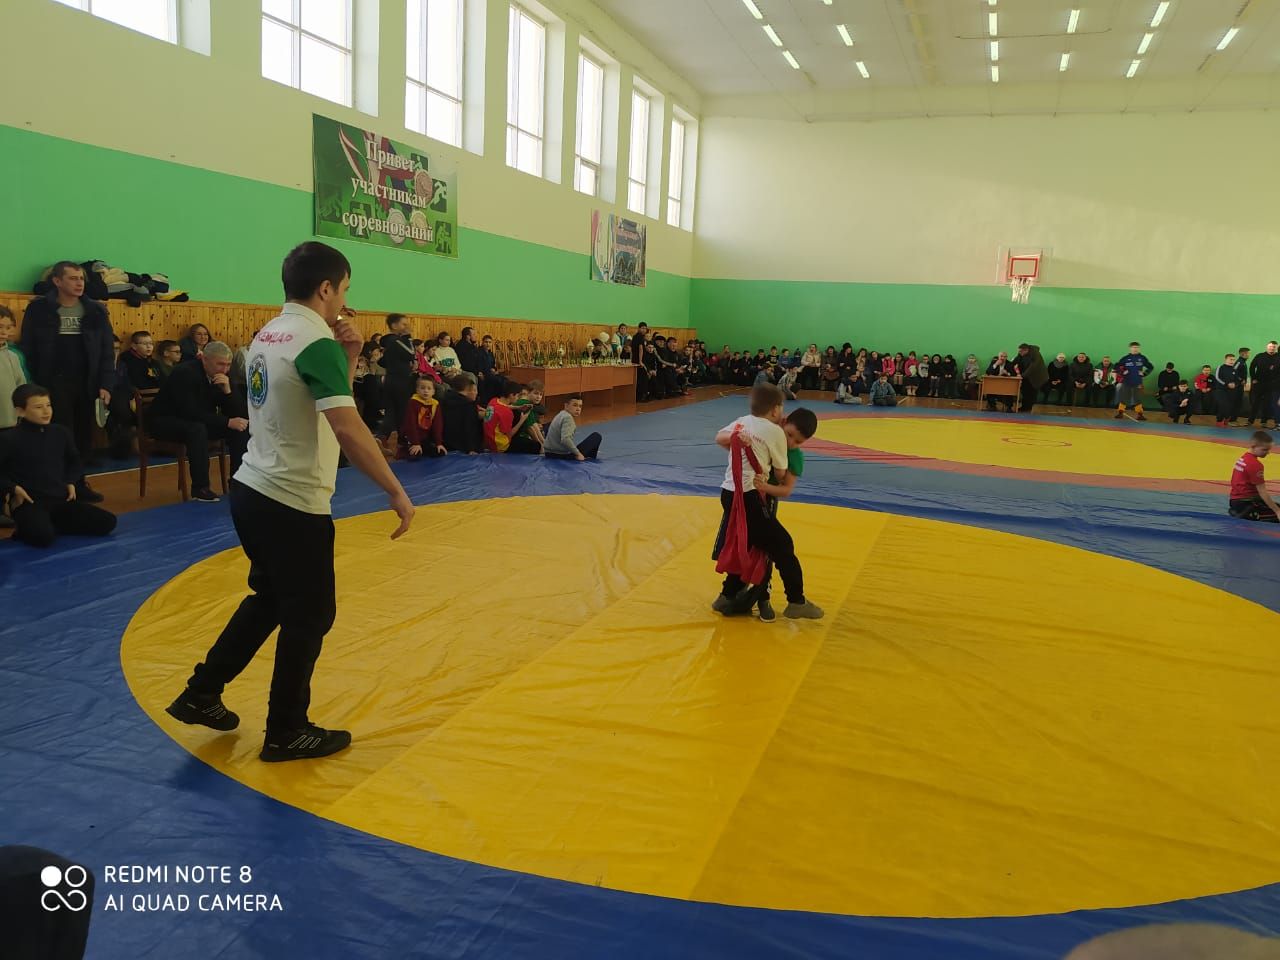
(711, 383, 823, 622)
(1228, 430, 1278, 523)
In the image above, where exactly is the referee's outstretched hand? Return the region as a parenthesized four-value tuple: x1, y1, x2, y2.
(389, 490, 415, 540)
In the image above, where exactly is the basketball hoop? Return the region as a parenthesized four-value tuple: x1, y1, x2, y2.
(1010, 276, 1033, 304)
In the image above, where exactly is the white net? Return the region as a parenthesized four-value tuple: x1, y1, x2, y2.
(1009, 276, 1033, 304)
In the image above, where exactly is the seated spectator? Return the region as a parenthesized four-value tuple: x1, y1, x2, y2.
(800, 344, 822, 390)
(1156, 362, 1180, 401)
(543, 394, 601, 461)
(147, 341, 249, 503)
(155, 340, 182, 378)
(440, 371, 484, 454)
(509, 381, 546, 454)
(179, 323, 212, 362)
(483, 382, 531, 453)
(1161, 380, 1193, 423)
(399, 375, 445, 459)
(117, 331, 162, 390)
(1193, 363, 1216, 418)
(939, 354, 958, 399)
(869, 372, 898, 407)
(1043, 353, 1071, 404)
(477, 334, 501, 398)
(638, 339, 663, 401)
(985, 352, 1016, 411)
(354, 342, 385, 431)
(0, 384, 117, 547)
(434, 332, 461, 377)
(836, 377, 863, 405)
(1093, 356, 1117, 408)
(1228, 430, 1277, 522)
(0, 306, 30, 432)
(961, 355, 981, 399)
(1069, 353, 1094, 407)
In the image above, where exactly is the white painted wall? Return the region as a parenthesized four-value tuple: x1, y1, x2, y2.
(693, 111, 1280, 294)
(0, 0, 699, 274)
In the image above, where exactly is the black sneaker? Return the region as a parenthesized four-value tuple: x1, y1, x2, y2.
(77, 483, 105, 504)
(1135, 414, 1147, 421)
(191, 488, 220, 503)
(165, 690, 239, 731)
(1113, 411, 1124, 420)
(260, 724, 352, 763)
(757, 600, 777, 623)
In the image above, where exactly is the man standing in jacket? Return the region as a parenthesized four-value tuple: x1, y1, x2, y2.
(20, 261, 115, 501)
(1013, 344, 1047, 414)
(1246, 341, 1279, 429)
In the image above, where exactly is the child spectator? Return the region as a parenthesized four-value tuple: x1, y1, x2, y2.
(1215, 353, 1241, 428)
(1161, 380, 1193, 424)
(1069, 353, 1094, 407)
(1093, 356, 1117, 408)
(0, 384, 117, 547)
(1228, 431, 1277, 522)
(509, 381, 546, 454)
(441, 372, 485, 454)
(885, 353, 901, 386)
(836, 377, 862, 405)
(399, 375, 445, 459)
(0, 306, 30, 431)
(711, 384, 822, 621)
(543, 394, 601, 460)
(1193, 364, 1216, 418)
(1156, 362, 1180, 401)
(483, 382, 530, 453)
(1114, 341, 1154, 420)
(434, 332, 461, 376)
(905, 354, 922, 397)
(961, 354, 981, 399)
(870, 372, 898, 407)
(156, 340, 182, 378)
(117, 330, 162, 390)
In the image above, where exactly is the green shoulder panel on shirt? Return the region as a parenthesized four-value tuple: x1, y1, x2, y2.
(295, 339, 352, 402)
(788, 447, 805, 478)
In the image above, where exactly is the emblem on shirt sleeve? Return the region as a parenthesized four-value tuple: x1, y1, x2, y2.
(248, 355, 269, 408)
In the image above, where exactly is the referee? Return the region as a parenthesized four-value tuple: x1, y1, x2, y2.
(166, 242, 414, 762)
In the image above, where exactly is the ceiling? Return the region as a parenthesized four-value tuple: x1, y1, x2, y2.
(591, 0, 1280, 116)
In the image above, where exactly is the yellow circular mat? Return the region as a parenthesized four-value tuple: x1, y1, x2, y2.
(819, 417, 1235, 481)
(122, 495, 1280, 919)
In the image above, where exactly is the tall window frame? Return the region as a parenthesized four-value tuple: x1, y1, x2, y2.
(52, 0, 178, 44)
(574, 52, 605, 197)
(405, 0, 465, 148)
(627, 90, 651, 215)
(506, 3, 547, 178)
(667, 116, 687, 228)
(261, 0, 354, 108)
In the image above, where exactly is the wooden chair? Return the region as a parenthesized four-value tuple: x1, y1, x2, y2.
(133, 388, 229, 501)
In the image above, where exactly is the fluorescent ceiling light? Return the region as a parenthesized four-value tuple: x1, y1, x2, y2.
(988, 12, 998, 35)
(741, 0, 763, 21)
(820, 0, 831, 4)
(1067, 9, 1080, 33)
(837, 24, 853, 46)
(762, 24, 783, 46)
(1150, 2, 1169, 28)
(782, 50, 800, 69)
(1059, 51, 1070, 71)
(1137, 32, 1153, 54)
(990, 64, 1000, 82)
(1127, 58, 1141, 77)
(990, 40, 999, 61)
(855, 60, 870, 78)
(987, 0, 996, 6)
(1217, 26, 1239, 50)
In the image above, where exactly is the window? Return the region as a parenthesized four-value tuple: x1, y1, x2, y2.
(406, 0, 463, 147)
(667, 117, 687, 228)
(261, 0, 352, 107)
(574, 53, 604, 196)
(52, 0, 177, 43)
(627, 91, 650, 215)
(506, 4, 546, 177)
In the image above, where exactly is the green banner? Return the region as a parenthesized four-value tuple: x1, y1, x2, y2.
(312, 114, 458, 258)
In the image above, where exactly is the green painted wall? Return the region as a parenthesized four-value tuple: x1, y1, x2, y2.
(0, 124, 689, 327)
(692, 278, 1279, 379)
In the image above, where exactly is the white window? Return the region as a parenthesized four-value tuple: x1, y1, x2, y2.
(574, 53, 604, 197)
(667, 117, 687, 228)
(52, 0, 177, 43)
(506, 4, 546, 177)
(406, 0, 463, 147)
(261, 0, 353, 108)
(627, 91, 650, 215)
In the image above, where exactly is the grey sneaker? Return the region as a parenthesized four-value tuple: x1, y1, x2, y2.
(784, 601, 825, 620)
(711, 595, 732, 614)
(757, 600, 777, 623)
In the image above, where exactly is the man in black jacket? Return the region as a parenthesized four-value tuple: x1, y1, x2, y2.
(149, 341, 248, 502)
(0, 384, 117, 547)
(377, 313, 415, 442)
(440, 372, 484, 453)
(20, 261, 116, 501)
(1247, 341, 1279, 429)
